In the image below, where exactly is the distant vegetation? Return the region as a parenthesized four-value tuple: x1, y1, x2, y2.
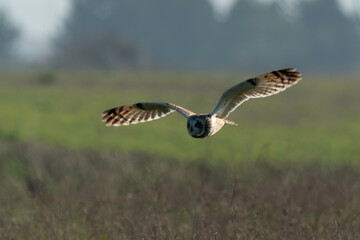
(53, 0, 360, 73)
(0, 10, 19, 63)
(1, 0, 359, 73)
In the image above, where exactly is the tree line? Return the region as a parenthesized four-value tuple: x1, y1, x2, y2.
(1, 0, 360, 73)
(0, 10, 18, 64)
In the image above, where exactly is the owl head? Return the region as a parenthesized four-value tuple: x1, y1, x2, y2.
(187, 115, 210, 138)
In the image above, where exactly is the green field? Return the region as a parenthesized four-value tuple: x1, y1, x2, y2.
(1, 71, 360, 239)
(0, 71, 359, 164)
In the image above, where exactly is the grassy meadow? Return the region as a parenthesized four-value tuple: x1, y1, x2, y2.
(0, 71, 360, 239)
(0, 71, 359, 163)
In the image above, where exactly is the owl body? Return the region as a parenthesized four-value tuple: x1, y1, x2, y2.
(187, 115, 226, 138)
(102, 68, 302, 138)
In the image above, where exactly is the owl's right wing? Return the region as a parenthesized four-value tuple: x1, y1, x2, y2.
(102, 102, 195, 126)
(210, 68, 302, 119)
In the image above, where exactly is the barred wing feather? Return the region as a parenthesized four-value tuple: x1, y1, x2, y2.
(211, 68, 302, 119)
(102, 102, 195, 126)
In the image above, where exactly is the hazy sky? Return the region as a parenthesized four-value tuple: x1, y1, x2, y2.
(0, 0, 359, 58)
(0, 0, 70, 58)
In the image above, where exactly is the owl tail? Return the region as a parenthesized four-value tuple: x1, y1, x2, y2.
(224, 119, 238, 126)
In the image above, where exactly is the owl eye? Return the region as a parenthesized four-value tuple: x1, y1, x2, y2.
(195, 122, 201, 128)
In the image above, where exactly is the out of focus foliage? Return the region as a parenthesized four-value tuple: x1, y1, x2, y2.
(0, 9, 19, 62)
(54, 0, 360, 73)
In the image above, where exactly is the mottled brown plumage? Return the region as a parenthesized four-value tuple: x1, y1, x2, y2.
(211, 68, 301, 118)
(102, 68, 302, 138)
(102, 103, 194, 126)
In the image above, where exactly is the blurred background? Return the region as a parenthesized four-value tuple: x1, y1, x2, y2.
(0, 0, 360, 239)
(0, 0, 360, 73)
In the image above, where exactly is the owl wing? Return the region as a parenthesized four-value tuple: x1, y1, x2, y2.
(210, 68, 302, 119)
(102, 102, 195, 126)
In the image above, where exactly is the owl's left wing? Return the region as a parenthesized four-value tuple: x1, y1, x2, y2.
(102, 102, 195, 126)
(210, 68, 302, 119)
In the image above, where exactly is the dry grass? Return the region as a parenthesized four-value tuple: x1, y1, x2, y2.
(0, 142, 359, 239)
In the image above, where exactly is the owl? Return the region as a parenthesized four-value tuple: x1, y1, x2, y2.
(102, 68, 302, 138)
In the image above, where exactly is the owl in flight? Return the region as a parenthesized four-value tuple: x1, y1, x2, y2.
(102, 68, 302, 138)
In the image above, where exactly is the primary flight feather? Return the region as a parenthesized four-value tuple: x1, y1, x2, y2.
(102, 68, 302, 138)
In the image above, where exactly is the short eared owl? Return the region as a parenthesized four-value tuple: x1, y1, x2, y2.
(102, 68, 302, 138)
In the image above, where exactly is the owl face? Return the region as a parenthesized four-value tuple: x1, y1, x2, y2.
(187, 116, 209, 138)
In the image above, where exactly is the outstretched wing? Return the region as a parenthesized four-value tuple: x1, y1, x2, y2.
(211, 68, 302, 119)
(102, 102, 195, 126)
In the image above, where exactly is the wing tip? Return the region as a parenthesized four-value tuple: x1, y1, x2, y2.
(101, 107, 118, 126)
(277, 67, 302, 83)
(284, 67, 296, 72)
